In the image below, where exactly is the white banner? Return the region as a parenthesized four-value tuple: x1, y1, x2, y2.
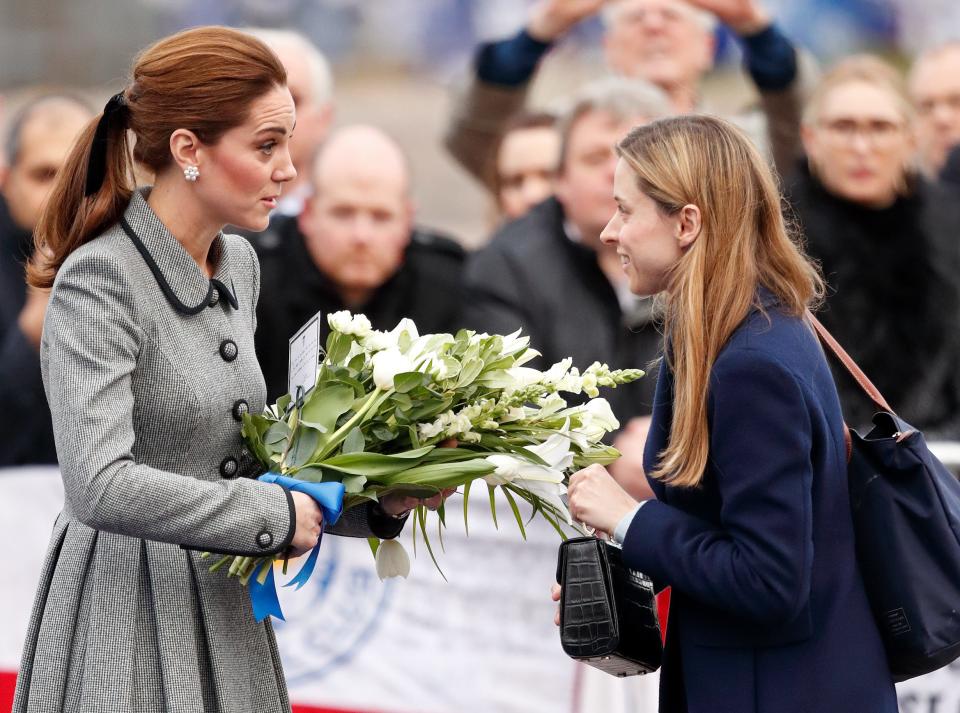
(0, 467, 950, 712)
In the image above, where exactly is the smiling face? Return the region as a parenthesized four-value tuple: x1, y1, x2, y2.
(193, 84, 297, 230)
(600, 158, 686, 296)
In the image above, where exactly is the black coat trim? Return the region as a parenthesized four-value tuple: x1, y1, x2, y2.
(120, 217, 238, 315)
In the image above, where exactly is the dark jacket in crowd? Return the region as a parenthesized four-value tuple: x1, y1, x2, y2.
(254, 216, 467, 401)
(788, 165, 960, 437)
(0, 195, 57, 466)
(942, 144, 960, 187)
(462, 197, 660, 425)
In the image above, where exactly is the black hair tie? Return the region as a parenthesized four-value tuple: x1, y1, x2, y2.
(84, 91, 129, 197)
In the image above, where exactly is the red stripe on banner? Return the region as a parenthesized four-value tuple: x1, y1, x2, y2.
(0, 671, 383, 713)
(0, 670, 16, 713)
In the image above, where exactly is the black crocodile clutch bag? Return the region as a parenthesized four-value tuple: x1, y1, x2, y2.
(556, 537, 663, 677)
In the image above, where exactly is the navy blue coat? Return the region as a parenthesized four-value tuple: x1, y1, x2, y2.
(626, 297, 897, 713)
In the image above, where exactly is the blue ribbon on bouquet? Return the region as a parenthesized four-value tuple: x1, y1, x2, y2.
(248, 473, 345, 622)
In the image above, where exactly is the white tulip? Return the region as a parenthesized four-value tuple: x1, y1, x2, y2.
(372, 348, 414, 390)
(375, 539, 410, 580)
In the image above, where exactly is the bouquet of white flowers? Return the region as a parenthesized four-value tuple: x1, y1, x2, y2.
(208, 311, 643, 608)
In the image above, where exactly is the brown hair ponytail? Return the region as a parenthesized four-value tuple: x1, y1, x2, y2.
(27, 25, 286, 289)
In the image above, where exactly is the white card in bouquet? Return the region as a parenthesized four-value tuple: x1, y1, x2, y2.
(288, 311, 322, 399)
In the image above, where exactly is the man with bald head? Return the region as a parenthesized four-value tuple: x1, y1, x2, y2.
(254, 125, 466, 400)
(1, 93, 92, 465)
(910, 42, 960, 181)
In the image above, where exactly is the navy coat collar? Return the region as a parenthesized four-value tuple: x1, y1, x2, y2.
(121, 189, 238, 315)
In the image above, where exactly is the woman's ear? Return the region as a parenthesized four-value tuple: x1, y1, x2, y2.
(676, 204, 702, 250)
(169, 129, 202, 170)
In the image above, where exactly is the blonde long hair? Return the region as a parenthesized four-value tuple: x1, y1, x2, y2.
(617, 115, 823, 488)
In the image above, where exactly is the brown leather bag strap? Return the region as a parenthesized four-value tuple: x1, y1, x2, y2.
(805, 311, 894, 413)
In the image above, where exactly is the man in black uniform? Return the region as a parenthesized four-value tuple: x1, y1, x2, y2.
(255, 125, 465, 401)
(1, 94, 91, 466)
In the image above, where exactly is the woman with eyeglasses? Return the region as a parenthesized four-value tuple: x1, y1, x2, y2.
(791, 54, 960, 436)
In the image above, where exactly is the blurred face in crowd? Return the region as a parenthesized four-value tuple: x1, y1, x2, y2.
(270, 42, 333, 180)
(187, 84, 297, 232)
(802, 80, 914, 209)
(603, 0, 714, 107)
(909, 45, 960, 176)
(496, 125, 561, 219)
(555, 109, 645, 246)
(299, 126, 413, 306)
(1, 99, 91, 231)
(601, 158, 692, 296)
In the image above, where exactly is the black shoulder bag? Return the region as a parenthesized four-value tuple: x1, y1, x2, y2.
(556, 536, 662, 677)
(809, 312, 960, 681)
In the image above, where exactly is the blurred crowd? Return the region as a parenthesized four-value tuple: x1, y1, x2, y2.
(4, 0, 960, 506)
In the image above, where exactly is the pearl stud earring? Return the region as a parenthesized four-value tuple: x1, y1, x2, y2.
(184, 165, 200, 182)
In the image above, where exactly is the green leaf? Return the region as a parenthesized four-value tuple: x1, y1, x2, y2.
(408, 425, 421, 449)
(394, 371, 426, 393)
(325, 331, 353, 365)
(276, 393, 293, 415)
(343, 427, 365, 454)
(488, 484, 498, 530)
(367, 536, 380, 557)
(462, 479, 472, 536)
(456, 358, 484, 388)
(300, 384, 355, 434)
(370, 423, 398, 442)
(418, 507, 447, 581)
(292, 466, 327, 482)
(437, 503, 446, 552)
(348, 353, 367, 372)
(265, 421, 292, 445)
(319, 446, 435, 476)
(502, 487, 527, 540)
(286, 427, 321, 468)
(342, 475, 367, 493)
(377, 459, 495, 489)
(476, 369, 517, 388)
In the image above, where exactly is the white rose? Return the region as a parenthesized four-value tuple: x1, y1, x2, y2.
(372, 348, 414, 390)
(375, 539, 410, 580)
(362, 330, 396, 352)
(327, 310, 353, 333)
(350, 314, 372, 338)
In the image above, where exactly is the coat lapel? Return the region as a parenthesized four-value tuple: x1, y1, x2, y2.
(121, 189, 238, 315)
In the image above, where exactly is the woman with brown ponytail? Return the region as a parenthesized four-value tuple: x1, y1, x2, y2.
(14, 26, 416, 713)
(558, 115, 897, 712)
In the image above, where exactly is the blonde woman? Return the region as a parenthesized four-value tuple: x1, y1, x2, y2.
(559, 115, 897, 712)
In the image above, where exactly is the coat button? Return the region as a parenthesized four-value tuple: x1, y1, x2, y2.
(220, 456, 239, 479)
(219, 339, 238, 362)
(256, 530, 274, 549)
(232, 399, 249, 421)
(208, 289, 220, 307)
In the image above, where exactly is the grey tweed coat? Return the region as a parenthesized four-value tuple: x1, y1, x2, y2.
(14, 190, 403, 713)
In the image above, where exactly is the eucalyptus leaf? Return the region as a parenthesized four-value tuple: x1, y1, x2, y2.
(286, 427, 321, 468)
(394, 371, 426, 394)
(300, 384, 355, 434)
(265, 421, 292, 445)
(293, 466, 327, 482)
(343, 427, 365, 454)
(342, 475, 367, 493)
(462, 479, 472, 535)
